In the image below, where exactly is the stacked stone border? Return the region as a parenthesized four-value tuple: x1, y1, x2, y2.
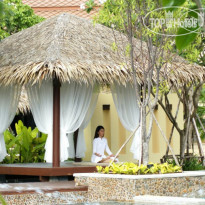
(74, 171, 205, 202)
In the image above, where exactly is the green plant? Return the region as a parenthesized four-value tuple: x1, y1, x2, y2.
(167, 157, 205, 171)
(85, 0, 204, 51)
(2, 120, 47, 163)
(85, 0, 96, 13)
(96, 162, 182, 175)
(182, 157, 205, 171)
(0, 0, 44, 40)
(0, 194, 7, 205)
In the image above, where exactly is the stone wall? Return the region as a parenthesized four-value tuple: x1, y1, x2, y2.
(3, 191, 88, 205)
(74, 171, 205, 202)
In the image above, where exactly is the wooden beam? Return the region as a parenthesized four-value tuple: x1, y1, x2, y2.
(0, 166, 96, 176)
(53, 77, 61, 167)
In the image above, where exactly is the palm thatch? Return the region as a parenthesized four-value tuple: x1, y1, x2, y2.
(17, 87, 29, 114)
(0, 13, 204, 87)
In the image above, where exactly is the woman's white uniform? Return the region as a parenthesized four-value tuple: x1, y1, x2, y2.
(91, 137, 113, 163)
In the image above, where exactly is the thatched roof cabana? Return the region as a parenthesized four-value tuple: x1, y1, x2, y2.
(0, 13, 204, 87)
(0, 13, 205, 168)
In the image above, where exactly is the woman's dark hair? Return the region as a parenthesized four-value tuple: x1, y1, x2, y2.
(94, 125, 104, 139)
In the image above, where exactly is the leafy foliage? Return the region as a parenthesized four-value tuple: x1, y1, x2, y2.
(0, 0, 44, 40)
(85, 0, 97, 13)
(2, 120, 47, 164)
(176, 27, 199, 51)
(85, 0, 204, 51)
(182, 157, 205, 170)
(161, 0, 204, 50)
(161, 0, 187, 7)
(0, 195, 7, 205)
(91, 0, 204, 78)
(96, 162, 182, 175)
(167, 156, 205, 170)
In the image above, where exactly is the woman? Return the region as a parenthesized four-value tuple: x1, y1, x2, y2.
(91, 125, 118, 163)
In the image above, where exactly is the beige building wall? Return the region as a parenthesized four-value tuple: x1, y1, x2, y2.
(83, 92, 183, 163)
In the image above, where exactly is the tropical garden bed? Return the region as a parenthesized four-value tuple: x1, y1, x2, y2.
(96, 162, 182, 175)
(96, 157, 205, 175)
(1, 120, 47, 164)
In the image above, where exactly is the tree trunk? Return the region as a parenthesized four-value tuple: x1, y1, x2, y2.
(142, 141, 149, 164)
(141, 106, 148, 164)
(180, 131, 185, 157)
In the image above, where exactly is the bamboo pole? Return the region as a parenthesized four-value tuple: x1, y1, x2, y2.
(109, 124, 140, 167)
(109, 108, 151, 167)
(196, 114, 205, 135)
(192, 118, 205, 166)
(193, 118, 203, 156)
(165, 99, 181, 156)
(150, 111, 180, 167)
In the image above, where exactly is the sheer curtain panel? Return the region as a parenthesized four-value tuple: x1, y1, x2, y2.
(60, 81, 93, 161)
(111, 82, 141, 160)
(76, 91, 99, 158)
(0, 85, 21, 162)
(26, 80, 53, 163)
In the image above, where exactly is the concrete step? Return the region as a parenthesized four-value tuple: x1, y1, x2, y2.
(0, 181, 87, 195)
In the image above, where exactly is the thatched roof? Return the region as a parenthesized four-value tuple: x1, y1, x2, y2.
(17, 87, 29, 114)
(0, 13, 204, 86)
(0, 13, 130, 85)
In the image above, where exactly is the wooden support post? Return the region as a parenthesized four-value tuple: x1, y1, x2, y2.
(74, 129, 82, 162)
(53, 77, 61, 168)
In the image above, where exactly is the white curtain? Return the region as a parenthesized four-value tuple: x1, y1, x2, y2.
(0, 85, 21, 162)
(76, 90, 99, 158)
(60, 81, 93, 161)
(111, 82, 141, 160)
(26, 80, 53, 163)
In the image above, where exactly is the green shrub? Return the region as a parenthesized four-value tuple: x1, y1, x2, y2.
(96, 162, 182, 175)
(0, 194, 7, 205)
(167, 157, 205, 171)
(182, 157, 205, 171)
(2, 120, 47, 164)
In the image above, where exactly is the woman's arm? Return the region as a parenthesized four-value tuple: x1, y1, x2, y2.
(105, 138, 113, 156)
